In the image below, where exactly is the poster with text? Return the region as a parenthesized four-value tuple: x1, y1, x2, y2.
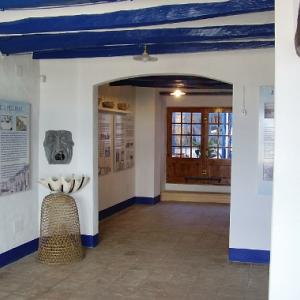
(0, 100, 30, 196)
(258, 86, 274, 195)
(98, 112, 113, 176)
(114, 114, 134, 171)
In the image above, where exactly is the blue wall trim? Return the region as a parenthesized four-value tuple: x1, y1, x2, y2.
(99, 196, 161, 220)
(33, 41, 274, 59)
(99, 197, 136, 220)
(81, 234, 100, 248)
(229, 248, 270, 264)
(135, 195, 161, 205)
(0, 238, 39, 268)
(0, 1, 274, 34)
(0, 24, 274, 55)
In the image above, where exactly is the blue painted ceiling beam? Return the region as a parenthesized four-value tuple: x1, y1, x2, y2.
(0, 0, 274, 34)
(0, 0, 125, 10)
(0, 24, 274, 55)
(32, 40, 274, 59)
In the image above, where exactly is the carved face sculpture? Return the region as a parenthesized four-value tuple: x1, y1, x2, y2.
(43, 130, 74, 164)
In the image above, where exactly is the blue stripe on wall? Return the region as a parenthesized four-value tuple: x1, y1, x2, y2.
(229, 248, 270, 264)
(0, 24, 274, 55)
(99, 197, 136, 220)
(99, 196, 161, 220)
(0, 238, 39, 268)
(0, 1, 274, 34)
(135, 195, 161, 205)
(81, 234, 100, 248)
(33, 41, 274, 59)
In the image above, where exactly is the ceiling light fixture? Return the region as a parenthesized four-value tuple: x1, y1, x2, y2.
(170, 89, 186, 98)
(133, 45, 158, 62)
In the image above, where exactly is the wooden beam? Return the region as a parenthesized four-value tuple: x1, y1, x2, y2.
(32, 41, 274, 59)
(0, 0, 124, 10)
(0, 24, 274, 54)
(0, 0, 275, 34)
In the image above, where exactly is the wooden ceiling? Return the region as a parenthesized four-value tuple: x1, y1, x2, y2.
(0, 0, 275, 59)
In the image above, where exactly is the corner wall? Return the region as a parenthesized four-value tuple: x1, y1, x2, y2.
(0, 55, 40, 255)
(269, 1, 300, 299)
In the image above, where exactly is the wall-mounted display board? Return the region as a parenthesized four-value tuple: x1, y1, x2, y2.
(258, 86, 274, 195)
(0, 100, 30, 196)
(114, 114, 134, 171)
(98, 112, 113, 176)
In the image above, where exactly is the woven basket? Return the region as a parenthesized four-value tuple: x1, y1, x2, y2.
(37, 193, 84, 265)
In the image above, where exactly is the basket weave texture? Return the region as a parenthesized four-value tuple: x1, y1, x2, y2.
(38, 193, 84, 265)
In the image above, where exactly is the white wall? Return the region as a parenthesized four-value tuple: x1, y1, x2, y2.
(269, 1, 300, 299)
(135, 88, 161, 198)
(0, 55, 40, 254)
(39, 48, 274, 251)
(98, 85, 135, 210)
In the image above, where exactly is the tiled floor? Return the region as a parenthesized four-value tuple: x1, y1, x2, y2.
(0, 202, 269, 300)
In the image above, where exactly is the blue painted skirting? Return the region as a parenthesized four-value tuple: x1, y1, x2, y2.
(229, 248, 270, 264)
(0, 238, 39, 268)
(99, 197, 136, 220)
(99, 196, 161, 221)
(81, 234, 100, 248)
(135, 195, 161, 205)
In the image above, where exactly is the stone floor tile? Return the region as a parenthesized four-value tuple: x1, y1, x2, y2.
(0, 203, 269, 300)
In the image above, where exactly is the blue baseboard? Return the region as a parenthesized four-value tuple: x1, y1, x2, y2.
(229, 248, 270, 264)
(81, 234, 100, 248)
(99, 195, 160, 221)
(99, 197, 136, 220)
(0, 238, 39, 268)
(135, 195, 161, 205)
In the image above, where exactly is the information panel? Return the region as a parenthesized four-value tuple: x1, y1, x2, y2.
(114, 114, 134, 171)
(258, 86, 274, 195)
(0, 100, 30, 196)
(98, 112, 113, 176)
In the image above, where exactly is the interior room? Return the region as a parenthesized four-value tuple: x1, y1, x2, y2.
(0, 0, 299, 299)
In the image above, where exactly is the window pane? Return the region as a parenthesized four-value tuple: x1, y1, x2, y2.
(172, 124, 181, 134)
(172, 135, 181, 147)
(218, 136, 231, 148)
(182, 112, 191, 123)
(192, 124, 201, 135)
(192, 136, 201, 147)
(192, 147, 201, 158)
(182, 147, 191, 158)
(208, 136, 218, 148)
(209, 113, 219, 124)
(219, 148, 232, 159)
(209, 125, 218, 135)
(182, 136, 191, 147)
(192, 113, 201, 123)
(208, 148, 218, 159)
(182, 124, 191, 134)
(172, 112, 181, 123)
(172, 147, 181, 158)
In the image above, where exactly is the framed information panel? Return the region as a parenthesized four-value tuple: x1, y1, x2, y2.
(114, 114, 134, 172)
(0, 100, 30, 196)
(258, 86, 274, 195)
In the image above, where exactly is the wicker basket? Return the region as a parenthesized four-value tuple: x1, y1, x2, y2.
(37, 193, 84, 265)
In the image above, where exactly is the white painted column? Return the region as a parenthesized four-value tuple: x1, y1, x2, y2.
(269, 0, 300, 299)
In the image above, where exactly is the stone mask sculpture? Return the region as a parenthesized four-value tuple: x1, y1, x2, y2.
(296, 5, 300, 56)
(43, 130, 74, 164)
